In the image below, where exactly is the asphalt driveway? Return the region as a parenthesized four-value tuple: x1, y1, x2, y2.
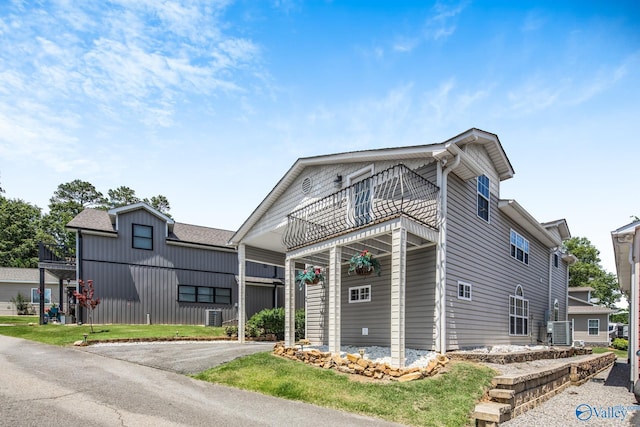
(80, 340, 273, 374)
(0, 335, 402, 426)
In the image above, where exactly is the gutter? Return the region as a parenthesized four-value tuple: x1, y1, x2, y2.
(435, 150, 462, 354)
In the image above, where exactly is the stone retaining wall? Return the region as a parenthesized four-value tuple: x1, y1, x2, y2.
(272, 343, 448, 382)
(449, 347, 592, 364)
(474, 352, 617, 426)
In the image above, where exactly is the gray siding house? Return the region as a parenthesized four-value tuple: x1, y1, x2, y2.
(567, 286, 614, 346)
(230, 128, 573, 367)
(66, 203, 285, 325)
(0, 267, 61, 315)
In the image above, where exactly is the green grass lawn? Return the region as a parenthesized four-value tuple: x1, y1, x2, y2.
(194, 352, 496, 427)
(591, 346, 628, 358)
(1, 315, 496, 425)
(0, 315, 225, 345)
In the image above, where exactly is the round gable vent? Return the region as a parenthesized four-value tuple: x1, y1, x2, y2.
(301, 177, 312, 194)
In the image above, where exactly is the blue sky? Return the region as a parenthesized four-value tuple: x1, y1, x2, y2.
(0, 0, 638, 275)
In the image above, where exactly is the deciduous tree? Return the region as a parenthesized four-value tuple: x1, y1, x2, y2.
(564, 236, 620, 308)
(73, 279, 101, 333)
(0, 197, 43, 267)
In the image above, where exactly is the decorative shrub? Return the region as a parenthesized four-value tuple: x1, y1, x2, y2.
(10, 292, 31, 315)
(224, 325, 238, 337)
(612, 338, 628, 351)
(295, 308, 305, 340)
(246, 307, 306, 340)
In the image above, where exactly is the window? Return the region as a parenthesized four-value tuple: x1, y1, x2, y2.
(349, 285, 371, 303)
(553, 299, 559, 321)
(477, 175, 490, 222)
(133, 224, 153, 250)
(457, 281, 472, 301)
(554, 253, 559, 268)
(31, 288, 51, 304)
(588, 319, 599, 336)
(509, 285, 529, 336)
(215, 287, 232, 304)
(178, 285, 196, 302)
(178, 285, 232, 304)
(510, 230, 529, 265)
(347, 166, 373, 227)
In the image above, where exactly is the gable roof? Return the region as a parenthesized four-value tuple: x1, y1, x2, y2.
(568, 286, 594, 293)
(230, 128, 515, 246)
(568, 305, 616, 315)
(67, 206, 234, 249)
(0, 267, 60, 284)
(497, 200, 568, 248)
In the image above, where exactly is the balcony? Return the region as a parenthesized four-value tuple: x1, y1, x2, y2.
(38, 243, 76, 280)
(283, 164, 440, 250)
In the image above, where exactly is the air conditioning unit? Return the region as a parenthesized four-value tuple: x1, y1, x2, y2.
(205, 309, 222, 327)
(547, 321, 572, 346)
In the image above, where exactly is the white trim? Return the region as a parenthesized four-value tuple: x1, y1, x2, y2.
(588, 318, 600, 336)
(509, 285, 529, 336)
(31, 288, 52, 304)
(457, 281, 472, 301)
(510, 229, 530, 265)
(348, 285, 371, 303)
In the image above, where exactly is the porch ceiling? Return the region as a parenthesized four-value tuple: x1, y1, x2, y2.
(287, 217, 437, 267)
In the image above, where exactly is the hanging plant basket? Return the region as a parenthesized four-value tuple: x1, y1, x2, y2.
(296, 267, 325, 290)
(348, 250, 382, 276)
(354, 266, 374, 276)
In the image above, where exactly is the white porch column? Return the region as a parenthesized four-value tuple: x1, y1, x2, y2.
(390, 227, 407, 368)
(237, 243, 246, 344)
(328, 245, 342, 354)
(284, 257, 296, 347)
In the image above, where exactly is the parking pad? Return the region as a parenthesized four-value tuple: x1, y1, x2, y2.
(80, 340, 273, 374)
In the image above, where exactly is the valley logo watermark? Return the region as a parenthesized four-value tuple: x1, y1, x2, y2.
(575, 403, 640, 421)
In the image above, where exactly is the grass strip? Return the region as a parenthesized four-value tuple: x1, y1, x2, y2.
(193, 352, 495, 427)
(0, 316, 225, 346)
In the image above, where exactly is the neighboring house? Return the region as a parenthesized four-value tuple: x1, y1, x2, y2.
(567, 286, 615, 346)
(612, 220, 640, 392)
(64, 202, 285, 325)
(229, 128, 574, 367)
(0, 267, 62, 315)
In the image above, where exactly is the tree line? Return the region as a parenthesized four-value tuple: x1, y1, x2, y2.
(0, 177, 625, 309)
(0, 178, 170, 268)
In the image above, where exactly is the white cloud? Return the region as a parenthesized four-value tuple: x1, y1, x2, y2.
(0, 0, 266, 177)
(423, 1, 466, 41)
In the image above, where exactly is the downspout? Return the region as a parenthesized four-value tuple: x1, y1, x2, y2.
(630, 231, 639, 392)
(548, 248, 555, 322)
(76, 230, 83, 324)
(436, 152, 460, 354)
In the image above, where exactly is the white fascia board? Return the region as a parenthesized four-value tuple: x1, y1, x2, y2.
(108, 202, 175, 230)
(612, 225, 637, 294)
(498, 199, 561, 247)
(230, 145, 446, 246)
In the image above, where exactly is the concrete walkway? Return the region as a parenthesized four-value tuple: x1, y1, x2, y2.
(0, 335, 402, 426)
